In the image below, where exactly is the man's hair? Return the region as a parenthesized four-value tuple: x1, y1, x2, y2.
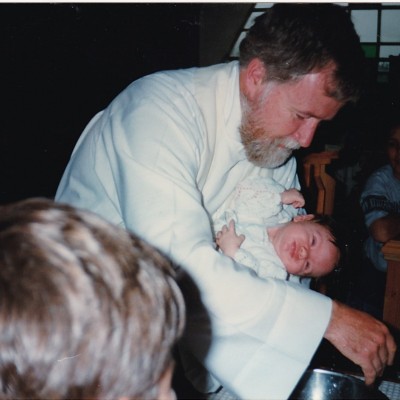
(0, 198, 185, 400)
(239, 3, 365, 103)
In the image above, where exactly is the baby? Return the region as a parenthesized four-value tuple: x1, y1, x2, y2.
(213, 175, 341, 283)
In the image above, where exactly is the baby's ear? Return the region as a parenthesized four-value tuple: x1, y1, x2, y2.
(293, 214, 314, 223)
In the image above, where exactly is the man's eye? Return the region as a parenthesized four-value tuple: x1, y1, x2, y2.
(311, 236, 316, 246)
(296, 114, 305, 120)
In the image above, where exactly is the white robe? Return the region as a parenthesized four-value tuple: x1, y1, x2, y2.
(56, 61, 332, 400)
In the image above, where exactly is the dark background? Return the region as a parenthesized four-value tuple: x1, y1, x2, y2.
(1, 3, 399, 205)
(0, 3, 251, 203)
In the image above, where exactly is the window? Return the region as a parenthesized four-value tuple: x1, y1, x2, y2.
(229, 2, 400, 81)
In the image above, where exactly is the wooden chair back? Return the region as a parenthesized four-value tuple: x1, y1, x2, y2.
(302, 150, 339, 216)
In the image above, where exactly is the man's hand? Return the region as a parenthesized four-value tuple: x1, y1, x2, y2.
(216, 220, 245, 259)
(324, 301, 397, 385)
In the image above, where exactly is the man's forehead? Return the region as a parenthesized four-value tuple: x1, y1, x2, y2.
(286, 70, 343, 120)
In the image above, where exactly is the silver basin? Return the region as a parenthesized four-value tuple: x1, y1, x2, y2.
(289, 368, 389, 399)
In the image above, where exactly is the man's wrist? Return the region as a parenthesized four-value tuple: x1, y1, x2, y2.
(323, 300, 338, 341)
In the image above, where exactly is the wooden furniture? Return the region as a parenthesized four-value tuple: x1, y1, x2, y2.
(302, 150, 339, 216)
(382, 237, 400, 331)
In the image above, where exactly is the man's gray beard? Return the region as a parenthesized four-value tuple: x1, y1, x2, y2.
(240, 132, 300, 168)
(240, 95, 300, 168)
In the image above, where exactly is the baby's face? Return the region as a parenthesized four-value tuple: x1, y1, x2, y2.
(269, 220, 339, 277)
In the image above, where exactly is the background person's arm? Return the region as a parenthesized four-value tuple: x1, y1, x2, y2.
(361, 167, 400, 243)
(370, 213, 400, 243)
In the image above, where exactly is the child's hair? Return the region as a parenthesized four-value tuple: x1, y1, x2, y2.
(310, 213, 346, 271)
(0, 198, 185, 400)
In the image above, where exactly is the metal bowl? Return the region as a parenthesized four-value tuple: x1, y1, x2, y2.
(289, 368, 388, 399)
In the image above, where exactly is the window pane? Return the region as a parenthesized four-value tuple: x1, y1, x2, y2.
(381, 10, 400, 42)
(254, 3, 274, 9)
(245, 12, 264, 29)
(380, 45, 400, 58)
(351, 10, 378, 42)
(230, 31, 246, 58)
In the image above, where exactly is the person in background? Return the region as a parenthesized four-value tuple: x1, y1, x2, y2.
(351, 118, 400, 318)
(213, 175, 341, 283)
(0, 198, 185, 400)
(55, 4, 396, 399)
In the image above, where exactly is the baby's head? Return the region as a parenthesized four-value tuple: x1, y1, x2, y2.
(268, 214, 342, 278)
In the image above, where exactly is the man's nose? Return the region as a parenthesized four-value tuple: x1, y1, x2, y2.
(294, 120, 319, 148)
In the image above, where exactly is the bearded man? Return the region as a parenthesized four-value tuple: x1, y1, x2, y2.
(56, 4, 396, 399)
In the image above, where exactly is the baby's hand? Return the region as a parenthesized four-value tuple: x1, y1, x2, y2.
(216, 220, 245, 258)
(280, 188, 305, 208)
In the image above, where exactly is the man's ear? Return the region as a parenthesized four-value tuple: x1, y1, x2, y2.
(293, 214, 315, 223)
(240, 58, 267, 100)
(156, 364, 175, 400)
(118, 364, 175, 400)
